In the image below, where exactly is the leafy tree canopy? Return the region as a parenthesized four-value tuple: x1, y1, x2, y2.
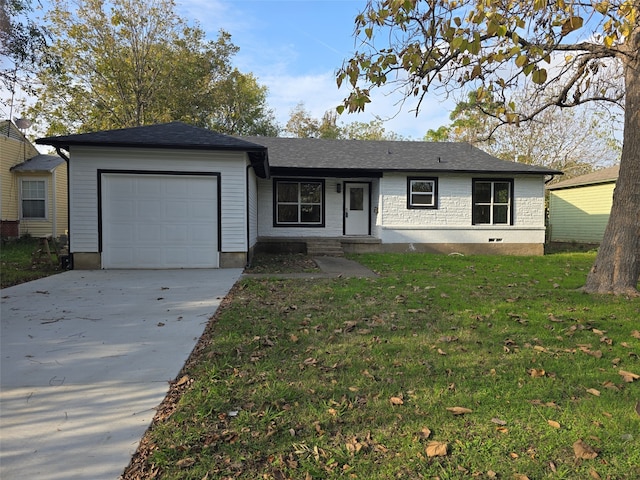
(27, 0, 279, 136)
(285, 102, 403, 140)
(1, 0, 58, 108)
(337, 0, 639, 295)
(425, 89, 621, 181)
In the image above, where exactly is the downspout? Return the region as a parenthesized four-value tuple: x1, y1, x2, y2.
(246, 162, 251, 268)
(544, 174, 559, 185)
(51, 169, 56, 238)
(55, 147, 72, 268)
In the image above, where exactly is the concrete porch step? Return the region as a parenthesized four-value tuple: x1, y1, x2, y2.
(306, 239, 345, 257)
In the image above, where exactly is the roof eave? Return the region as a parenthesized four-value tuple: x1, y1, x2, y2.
(547, 178, 617, 190)
(35, 139, 268, 153)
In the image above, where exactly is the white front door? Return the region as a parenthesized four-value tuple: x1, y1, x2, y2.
(344, 183, 370, 236)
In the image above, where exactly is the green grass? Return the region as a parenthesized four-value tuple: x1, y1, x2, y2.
(132, 252, 640, 479)
(1, 238, 63, 288)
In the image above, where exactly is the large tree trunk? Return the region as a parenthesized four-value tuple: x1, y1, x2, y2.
(583, 44, 640, 295)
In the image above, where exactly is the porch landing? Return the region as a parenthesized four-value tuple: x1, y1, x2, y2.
(255, 237, 382, 256)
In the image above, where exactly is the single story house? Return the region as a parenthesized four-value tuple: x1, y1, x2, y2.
(36, 122, 560, 269)
(1, 120, 68, 240)
(547, 165, 619, 244)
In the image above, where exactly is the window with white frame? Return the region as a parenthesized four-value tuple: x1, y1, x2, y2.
(407, 177, 438, 209)
(21, 179, 47, 219)
(274, 179, 324, 226)
(472, 179, 513, 225)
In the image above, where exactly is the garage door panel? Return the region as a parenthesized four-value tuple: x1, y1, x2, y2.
(166, 201, 189, 218)
(102, 174, 219, 269)
(109, 223, 134, 243)
(190, 224, 216, 240)
(137, 224, 163, 242)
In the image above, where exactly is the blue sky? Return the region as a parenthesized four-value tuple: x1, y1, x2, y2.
(175, 0, 455, 138)
(0, 0, 454, 138)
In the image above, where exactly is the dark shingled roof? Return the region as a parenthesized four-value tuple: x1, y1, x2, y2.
(240, 136, 561, 175)
(36, 121, 267, 152)
(36, 122, 270, 178)
(10, 154, 65, 172)
(547, 165, 619, 190)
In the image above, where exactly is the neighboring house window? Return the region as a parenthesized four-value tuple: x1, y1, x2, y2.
(407, 177, 438, 209)
(472, 179, 513, 225)
(274, 179, 324, 226)
(21, 179, 47, 219)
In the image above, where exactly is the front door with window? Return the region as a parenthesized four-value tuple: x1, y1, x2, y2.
(344, 183, 370, 235)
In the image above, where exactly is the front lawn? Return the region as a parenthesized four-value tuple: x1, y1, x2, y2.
(124, 252, 640, 479)
(1, 238, 63, 288)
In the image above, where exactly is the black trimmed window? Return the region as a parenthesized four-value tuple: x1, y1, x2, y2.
(274, 179, 324, 227)
(21, 179, 46, 219)
(472, 179, 513, 225)
(407, 177, 438, 209)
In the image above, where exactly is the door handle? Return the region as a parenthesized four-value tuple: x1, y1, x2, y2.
(345, 211, 348, 218)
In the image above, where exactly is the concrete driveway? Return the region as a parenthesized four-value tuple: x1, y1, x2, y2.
(0, 269, 242, 480)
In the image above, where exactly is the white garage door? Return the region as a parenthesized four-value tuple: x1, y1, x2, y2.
(102, 174, 219, 268)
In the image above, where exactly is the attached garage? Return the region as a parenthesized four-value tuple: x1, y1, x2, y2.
(101, 173, 219, 268)
(36, 122, 269, 270)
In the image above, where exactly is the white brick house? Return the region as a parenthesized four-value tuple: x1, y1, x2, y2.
(245, 136, 558, 257)
(37, 122, 560, 269)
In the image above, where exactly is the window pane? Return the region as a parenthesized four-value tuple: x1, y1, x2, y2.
(493, 205, 509, 224)
(300, 183, 321, 203)
(23, 180, 45, 199)
(301, 204, 321, 223)
(474, 205, 491, 224)
(475, 182, 492, 203)
(494, 183, 510, 203)
(275, 180, 323, 225)
(411, 193, 433, 205)
(350, 188, 364, 210)
(277, 183, 298, 202)
(412, 180, 433, 193)
(23, 200, 45, 218)
(277, 204, 298, 223)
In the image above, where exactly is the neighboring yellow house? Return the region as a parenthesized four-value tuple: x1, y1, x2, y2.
(1, 120, 68, 239)
(547, 165, 619, 244)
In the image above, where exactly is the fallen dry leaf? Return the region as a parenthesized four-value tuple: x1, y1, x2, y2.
(573, 439, 599, 460)
(390, 396, 404, 406)
(446, 406, 472, 415)
(631, 330, 640, 340)
(176, 457, 195, 468)
(419, 427, 432, 439)
(547, 419, 561, 429)
(491, 417, 507, 426)
(635, 402, 640, 417)
(175, 375, 190, 386)
(586, 388, 601, 397)
(425, 441, 448, 457)
(589, 468, 602, 479)
(513, 475, 530, 480)
(619, 369, 640, 383)
(528, 368, 546, 378)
